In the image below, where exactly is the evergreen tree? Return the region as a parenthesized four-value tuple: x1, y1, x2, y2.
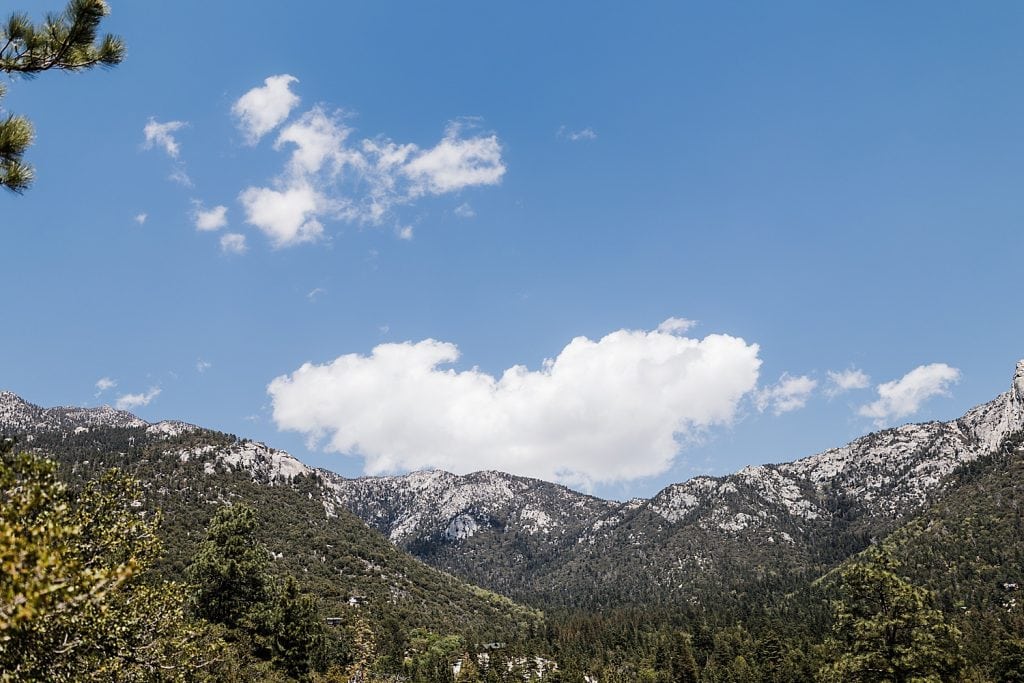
(821, 550, 963, 683)
(667, 631, 700, 683)
(268, 576, 327, 680)
(1, 0, 124, 191)
(187, 503, 271, 630)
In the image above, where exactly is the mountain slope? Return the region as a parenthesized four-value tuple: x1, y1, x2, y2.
(320, 359, 1024, 609)
(2, 358, 1021, 617)
(0, 411, 542, 645)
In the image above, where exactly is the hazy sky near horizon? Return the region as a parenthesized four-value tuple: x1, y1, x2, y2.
(2, 1, 1023, 498)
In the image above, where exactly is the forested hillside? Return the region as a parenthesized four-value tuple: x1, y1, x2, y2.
(3, 378, 1024, 680)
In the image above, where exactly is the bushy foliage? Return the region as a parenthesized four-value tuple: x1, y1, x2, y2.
(0, 443, 223, 681)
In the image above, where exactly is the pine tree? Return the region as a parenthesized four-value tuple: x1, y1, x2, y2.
(268, 576, 327, 680)
(821, 549, 963, 683)
(667, 631, 700, 683)
(1, 0, 124, 192)
(187, 503, 272, 630)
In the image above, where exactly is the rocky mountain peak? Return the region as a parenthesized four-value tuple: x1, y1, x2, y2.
(0, 391, 155, 434)
(1015, 359, 1024, 402)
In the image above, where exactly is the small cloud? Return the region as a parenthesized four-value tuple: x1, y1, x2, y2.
(94, 377, 117, 396)
(134, 213, 148, 225)
(169, 165, 193, 187)
(192, 202, 229, 231)
(378, 324, 390, 335)
(115, 386, 161, 411)
(397, 225, 414, 240)
(143, 118, 187, 158)
(307, 287, 326, 301)
(454, 203, 475, 219)
(220, 233, 247, 254)
(858, 363, 961, 426)
(233, 74, 301, 144)
(657, 317, 697, 335)
(403, 122, 506, 197)
(558, 125, 597, 142)
(196, 359, 212, 373)
(243, 414, 260, 422)
(238, 182, 324, 248)
(756, 373, 817, 415)
(826, 368, 871, 397)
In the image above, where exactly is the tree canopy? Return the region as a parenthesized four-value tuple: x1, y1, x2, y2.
(821, 550, 963, 683)
(0, 442, 224, 681)
(0, 0, 124, 192)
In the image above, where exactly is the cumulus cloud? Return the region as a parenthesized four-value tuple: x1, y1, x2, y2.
(858, 363, 961, 426)
(397, 225, 414, 240)
(134, 213, 147, 225)
(403, 124, 505, 196)
(558, 125, 597, 141)
(232, 74, 301, 144)
(267, 321, 762, 487)
(115, 387, 161, 411)
(755, 373, 817, 415)
(239, 182, 325, 247)
(196, 359, 212, 373)
(193, 203, 228, 231)
(220, 233, 247, 254)
(826, 368, 871, 397)
(95, 377, 117, 396)
(454, 203, 475, 218)
(143, 118, 187, 158)
(234, 77, 506, 248)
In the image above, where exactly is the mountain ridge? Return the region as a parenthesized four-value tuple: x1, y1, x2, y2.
(3, 358, 1022, 609)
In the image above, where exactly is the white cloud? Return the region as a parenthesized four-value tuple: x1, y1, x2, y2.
(238, 182, 325, 247)
(234, 79, 507, 248)
(558, 125, 597, 142)
(826, 368, 871, 397)
(95, 377, 117, 395)
(219, 232, 247, 254)
(403, 124, 505, 196)
(143, 118, 187, 158)
(196, 359, 212, 373)
(134, 213, 147, 225)
(267, 320, 762, 487)
(275, 106, 357, 176)
(307, 287, 326, 301)
(232, 74, 301, 144)
(755, 373, 817, 415)
(397, 225, 414, 240)
(168, 165, 193, 187)
(115, 387, 161, 411)
(858, 363, 961, 426)
(454, 203, 475, 218)
(657, 317, 697, 334)
(193, 203, 228, 231)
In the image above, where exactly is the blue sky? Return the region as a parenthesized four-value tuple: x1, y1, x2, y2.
(2, 1, 1023, 499)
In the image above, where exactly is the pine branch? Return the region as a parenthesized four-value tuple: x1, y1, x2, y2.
(0, 0, 123, 75)
(0, 1, 123, 193)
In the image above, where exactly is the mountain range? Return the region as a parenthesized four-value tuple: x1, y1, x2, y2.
(2, 359, 1021, 617)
